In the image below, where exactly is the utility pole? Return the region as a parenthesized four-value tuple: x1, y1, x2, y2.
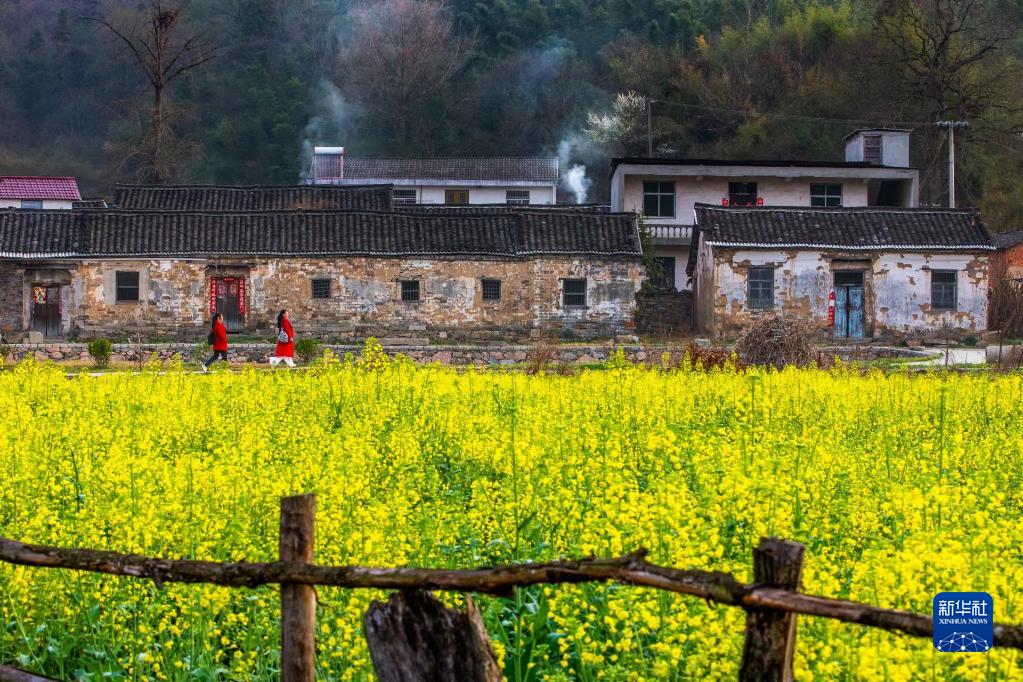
(936, 120, 969, 208)
(647, 97, 653, 157)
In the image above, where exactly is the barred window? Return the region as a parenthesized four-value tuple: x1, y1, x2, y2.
(393, 188, 417, 205)
(311, 278, 331, 299)
(481, 279, 501, 301)
(115, 271, 140, 302)
(563, 279, 586, 307)
(400, 280, 420, 302)
(747, 267, 774, 310)
(506, 190, 530, 205)
(931, 270, 957, 310)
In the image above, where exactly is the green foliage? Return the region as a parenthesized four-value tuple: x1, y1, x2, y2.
(356, 337, 391, 370)
(87, 339, 113, 369)
(295, 338, 321, 364)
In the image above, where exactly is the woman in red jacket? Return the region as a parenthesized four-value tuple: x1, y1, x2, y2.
(202, 312, 228, 372)
(270, 309, 295, 368)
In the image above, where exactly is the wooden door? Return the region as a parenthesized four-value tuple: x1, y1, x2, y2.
(213, 277, 245, 332)
(444, 189, 469, 205)
(833, 287, 848, 339)
(30, 285, 61, 338)
(833, 271, 866, 339)
(847, 287, 865, 338)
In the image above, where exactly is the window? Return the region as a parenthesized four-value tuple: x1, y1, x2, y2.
(20, 200, 42, 209)
(728, 182, 758, 207)
(563, 279, 586, 307)
(642, 182, 675, 218)
(311, 278, 331, 299)
(481, 278, 501, 301)
(115, 271, 140, 302)
(810, 184, 843, 207)
(445, 189, 469, 205)
(747, 267, 774, 310)
(400, 280, 420, 302)
(931, 270, 957, 310)
(506, 190, 530, 205)
(652, 256, 676, 289)
(393, 189, 417, 205)
(864, 135, 882, 165)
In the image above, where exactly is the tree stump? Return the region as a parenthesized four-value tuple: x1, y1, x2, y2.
(363, 590, 502, 682)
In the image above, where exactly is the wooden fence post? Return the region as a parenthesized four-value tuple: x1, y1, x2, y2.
(280, 494, 316, 682)
(739, 537, 805, 682)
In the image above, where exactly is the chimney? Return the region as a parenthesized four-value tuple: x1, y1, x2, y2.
(310, 146, 344, 181)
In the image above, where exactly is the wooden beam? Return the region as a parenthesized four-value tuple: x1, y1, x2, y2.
(740, 538, 805, 681)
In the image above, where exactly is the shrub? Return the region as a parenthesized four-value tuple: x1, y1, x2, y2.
(192, 342, 211, 366)
(295, 338, 322, 364)
(87, 338, 113, 369)
(963, 334, 979, 347)
(735, 317, 820, 369)
(657, 343, 737, 371)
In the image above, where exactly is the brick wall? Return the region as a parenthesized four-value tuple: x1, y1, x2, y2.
(634, 290, 693, 335)
(70, 256, 642, 341)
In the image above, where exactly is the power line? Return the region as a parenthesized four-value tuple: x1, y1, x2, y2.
(645, 96, 939, 128)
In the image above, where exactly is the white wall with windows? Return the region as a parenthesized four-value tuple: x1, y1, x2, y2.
(0, 199, 75, 209)
(389, 185, 556, 205)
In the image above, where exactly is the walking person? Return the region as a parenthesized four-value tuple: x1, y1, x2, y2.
(270, 309, 296, 368)
(202, 312, 228, 372)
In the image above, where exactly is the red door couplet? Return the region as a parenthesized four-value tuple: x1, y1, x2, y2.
(210, 277, 246, 332)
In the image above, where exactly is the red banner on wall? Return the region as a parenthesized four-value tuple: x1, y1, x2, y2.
(238, 278, 246, 314)
(209, 279, 217, 315)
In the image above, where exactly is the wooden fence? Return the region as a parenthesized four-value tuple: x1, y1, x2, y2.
(1, 493, 1021, 682)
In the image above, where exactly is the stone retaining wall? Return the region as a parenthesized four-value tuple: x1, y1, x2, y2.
(0, 341, 930, 367)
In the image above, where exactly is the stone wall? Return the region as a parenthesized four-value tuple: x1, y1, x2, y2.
(704, 248, 989, 339)
(0, 341, 929, 367)
(0, 263, 22, 336)
(634, 290, 693, 335)
(66, 256, 642, 341)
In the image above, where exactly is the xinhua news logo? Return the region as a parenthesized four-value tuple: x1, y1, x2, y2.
(933, 592, 993, 653)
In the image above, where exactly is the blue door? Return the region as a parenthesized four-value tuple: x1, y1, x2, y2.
(847, 287, 865, 338)
(834, 287, 848, 339)
(833, 271, 866, 339)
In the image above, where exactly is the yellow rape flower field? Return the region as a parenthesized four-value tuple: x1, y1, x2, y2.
(1, 355, 1022, 681)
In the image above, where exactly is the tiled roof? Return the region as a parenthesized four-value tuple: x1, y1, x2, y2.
(113, 184, 393, 211)
(0, 210, 80, 257)
(0, 209, 641, 259)
(402, 203, 610, 214)
(73, 199, 108, 209)
(320, 157, 559, 183)
(992, 230, 1023, 250)
(693, 204, 994, 251)
(0, 176, 81, 201)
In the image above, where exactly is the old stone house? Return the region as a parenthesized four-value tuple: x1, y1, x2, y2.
(0, 204, 642, 341)
(688, 204, 994, 339)
(113, 183, 395, 211)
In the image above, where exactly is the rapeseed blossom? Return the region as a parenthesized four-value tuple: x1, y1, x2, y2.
(0, 357, 1021, 679)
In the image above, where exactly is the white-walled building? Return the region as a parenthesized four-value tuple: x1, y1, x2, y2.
(688, 204, 993, 339)
(610, 129, 920, 290)
(307, 147, 558, 205)
(0, 176, 81, 210)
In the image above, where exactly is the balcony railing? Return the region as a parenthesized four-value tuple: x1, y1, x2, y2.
(649, 225, 693, 243)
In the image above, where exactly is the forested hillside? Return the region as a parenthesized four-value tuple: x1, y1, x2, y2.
(1, 0, 1022, 226)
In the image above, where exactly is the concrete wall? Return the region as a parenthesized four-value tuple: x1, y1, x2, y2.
(701, 247, 989, 338)
(993, 243, 1023, 280)
(621, 176, 873, 226)
(51, 256, 642, 340)
(394, 185, 556, 205)
(0, 199, 74, 209)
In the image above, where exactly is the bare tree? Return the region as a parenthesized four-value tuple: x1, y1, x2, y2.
(91, 2, 216, 183)
(331, 0, 470, 151)
(875, 0, 1022, 204)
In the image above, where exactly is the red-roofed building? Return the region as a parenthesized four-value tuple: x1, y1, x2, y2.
(0, 176, 81, 209)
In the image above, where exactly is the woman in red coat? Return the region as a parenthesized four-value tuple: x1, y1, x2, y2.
(202, 312, 228, 372)
(270, 309, 296, 367)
